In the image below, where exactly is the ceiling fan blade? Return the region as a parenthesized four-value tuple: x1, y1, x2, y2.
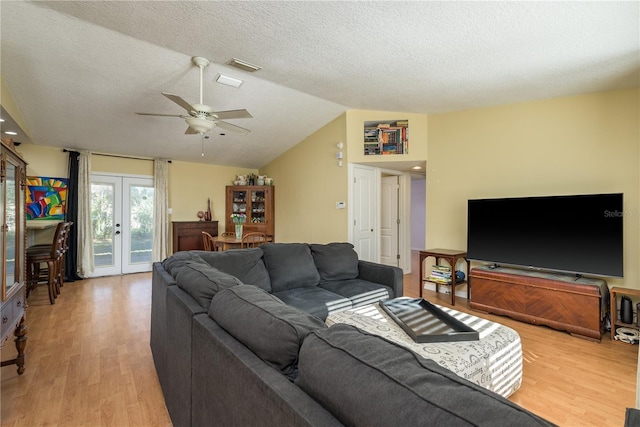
(216, 120, 251, 135)
(162, 93, 195, 113)
(185, 126, 198, 135)
(135, 112, 183, 117)
(211, 109, 253, 120)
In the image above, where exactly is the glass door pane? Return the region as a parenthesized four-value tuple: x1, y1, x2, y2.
(90, 176, 121, 276)
(122, 178, 154, 274)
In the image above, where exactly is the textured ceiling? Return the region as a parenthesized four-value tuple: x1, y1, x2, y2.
(1, 1, 638, 169)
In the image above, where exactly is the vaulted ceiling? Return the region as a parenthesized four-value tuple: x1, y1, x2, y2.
(1, 1, 638, 168)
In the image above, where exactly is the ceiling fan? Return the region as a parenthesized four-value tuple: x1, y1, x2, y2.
(135, 56, 252, 136)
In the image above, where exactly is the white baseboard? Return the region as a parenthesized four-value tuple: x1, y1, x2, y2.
(422, 282, 468, 299)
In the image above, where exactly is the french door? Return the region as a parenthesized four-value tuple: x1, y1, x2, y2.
(89, 174, 154, 277)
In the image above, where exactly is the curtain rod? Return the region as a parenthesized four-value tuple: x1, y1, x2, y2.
(63, 149, 171, 163)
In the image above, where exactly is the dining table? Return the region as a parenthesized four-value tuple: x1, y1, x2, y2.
(212, 234, 273, 251)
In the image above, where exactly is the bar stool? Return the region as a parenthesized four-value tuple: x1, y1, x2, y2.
(26, 222, 69, 304)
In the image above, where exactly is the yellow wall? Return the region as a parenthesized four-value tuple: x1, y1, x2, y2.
(346, 110, 428, 164)
(92, 154, 153, 176)
(168, 161, 256, 229)
(16, 143, 258, 245)
(261, 110, 427, 244)
(261, 114, 348, 243)
(17, 144, 68, 177)
(427, 88, 639, 289)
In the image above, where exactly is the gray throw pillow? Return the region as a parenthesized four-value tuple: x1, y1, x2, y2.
(176, 261, 243, 308)
(261, 243, 320, 292)
(209, 285, 327, 379)
(162, 251, 207, 278)
(296, 324, 554, 427)
(310, 243, 359, 281)
(199, 248, 271, 292)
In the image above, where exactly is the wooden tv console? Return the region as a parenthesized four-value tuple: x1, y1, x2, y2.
(469, 266, 608, 341)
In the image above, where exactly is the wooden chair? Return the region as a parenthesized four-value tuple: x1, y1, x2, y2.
(214, 232, 235, 251)
(241, 232, 267, 248)
(26, 222, 68, 304)
(201, 231, 216, 251)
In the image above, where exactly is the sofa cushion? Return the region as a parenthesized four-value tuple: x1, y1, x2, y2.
(310, 243, 359, 281)
(272, 287, 352, 321)
(176, 261, 243, 308)
(296, 324, 554, 427)
(261, 243, 320, 292)
(162, 251, 207, 278)
(209, 285, 327, 379)
(199, 248, 271, 292)
(319, 278, 392, 307)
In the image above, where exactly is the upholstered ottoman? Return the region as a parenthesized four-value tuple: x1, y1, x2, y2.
(325, 299, 523, 398)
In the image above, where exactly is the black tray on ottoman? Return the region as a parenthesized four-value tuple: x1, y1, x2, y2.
(379, 298, 479, 343)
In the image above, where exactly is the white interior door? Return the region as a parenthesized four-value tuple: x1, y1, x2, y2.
(89, 174, 153, 277)
(380, 175, 399, 266)
(351, 165, 377, 262)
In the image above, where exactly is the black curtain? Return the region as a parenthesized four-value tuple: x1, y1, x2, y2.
(65, 151, 83, 281)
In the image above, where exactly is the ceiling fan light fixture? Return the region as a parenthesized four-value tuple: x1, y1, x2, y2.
(215, 73, 243, 88)
(226, 58, 262, 73)
(186, 117, 216, 134)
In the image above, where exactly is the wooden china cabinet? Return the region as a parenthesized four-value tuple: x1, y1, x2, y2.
(225, 186, 274, 238)
(0, 139, 27, 374)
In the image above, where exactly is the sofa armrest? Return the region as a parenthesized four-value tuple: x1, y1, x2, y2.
(358, 260, 403, 298)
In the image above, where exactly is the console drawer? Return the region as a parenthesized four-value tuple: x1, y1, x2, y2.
(1, 291, 25, 344)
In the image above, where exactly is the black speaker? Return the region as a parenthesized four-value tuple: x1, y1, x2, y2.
(620, 296, 633, 324)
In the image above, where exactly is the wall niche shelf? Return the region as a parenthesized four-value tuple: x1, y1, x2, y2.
(363, 120, 408, 155)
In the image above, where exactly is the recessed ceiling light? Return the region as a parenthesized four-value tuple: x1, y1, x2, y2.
(215, 73, 243, 88)
(411, 166, 422, 170)
(226, 58, 262, 73)
(0, 118, 5, 123)
(4, 131, 17, 136)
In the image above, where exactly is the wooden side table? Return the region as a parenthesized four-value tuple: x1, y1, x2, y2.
(610, 287, 640, 342)
(419, 249, 470, 306)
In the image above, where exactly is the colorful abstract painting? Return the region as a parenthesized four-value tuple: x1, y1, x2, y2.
(26, 176, 68, 220)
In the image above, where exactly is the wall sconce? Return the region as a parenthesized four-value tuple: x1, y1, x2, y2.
(336, 142, 344, 167)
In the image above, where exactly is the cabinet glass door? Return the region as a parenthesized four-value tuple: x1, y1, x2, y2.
(3, 161, 17, 298)
(250, 190, 266, 224)
(232, 190, 247, 215)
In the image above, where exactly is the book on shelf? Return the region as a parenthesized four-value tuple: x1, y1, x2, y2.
(429, 265, 452, 283)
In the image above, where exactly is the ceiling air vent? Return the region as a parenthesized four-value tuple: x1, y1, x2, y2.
(226, 58, 262, 73)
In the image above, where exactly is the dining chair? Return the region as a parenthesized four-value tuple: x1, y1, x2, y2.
(215, 232, 235, 251)
(201, 231, 216, 251)
(241, 232, 267, 248)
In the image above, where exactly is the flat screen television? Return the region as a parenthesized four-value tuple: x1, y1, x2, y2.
(467, 193, 623, 278)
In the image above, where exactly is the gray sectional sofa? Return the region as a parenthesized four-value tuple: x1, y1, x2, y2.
(151, 242, 554, 427)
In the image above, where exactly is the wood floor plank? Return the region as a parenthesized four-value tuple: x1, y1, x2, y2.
(1, 254, 637, 426)
(1, 274, 172, 427)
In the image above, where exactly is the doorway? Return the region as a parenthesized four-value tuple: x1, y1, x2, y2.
(89, 174, 154, 277)
(348, 164, 412, 272)
(380, 175, 399, 266)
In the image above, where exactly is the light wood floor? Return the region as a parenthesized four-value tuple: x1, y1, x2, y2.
(1, 255, 637, 426)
